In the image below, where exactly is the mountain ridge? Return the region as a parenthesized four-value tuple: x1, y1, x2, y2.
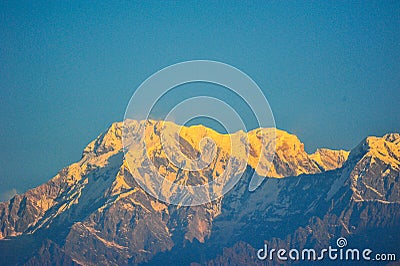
(0, 120, 349, 239)
(0, 120, 398, 265)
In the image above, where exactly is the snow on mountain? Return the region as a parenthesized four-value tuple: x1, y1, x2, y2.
(346, 133, 400, 202)
(0, 121, 398, 265)
(310, 148, 349, 171)
(0, 121, 348, 239)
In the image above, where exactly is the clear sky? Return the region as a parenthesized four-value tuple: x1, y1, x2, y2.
(1, 1, 399, 199)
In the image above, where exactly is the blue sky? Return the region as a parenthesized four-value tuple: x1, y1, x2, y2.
(1, 1, 399, 198)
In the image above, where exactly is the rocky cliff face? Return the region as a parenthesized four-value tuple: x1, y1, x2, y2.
(0, 121, 398, 265)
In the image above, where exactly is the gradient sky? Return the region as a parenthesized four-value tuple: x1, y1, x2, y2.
(1, 1, 399, 199)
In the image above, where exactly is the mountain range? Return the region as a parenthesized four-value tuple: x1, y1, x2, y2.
(0, 120, 398, 265)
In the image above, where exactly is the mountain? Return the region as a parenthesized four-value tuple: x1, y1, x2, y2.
(309, 148, 349, 171)
(204, 133, 400, 265)
(0, 121, 398, 265)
